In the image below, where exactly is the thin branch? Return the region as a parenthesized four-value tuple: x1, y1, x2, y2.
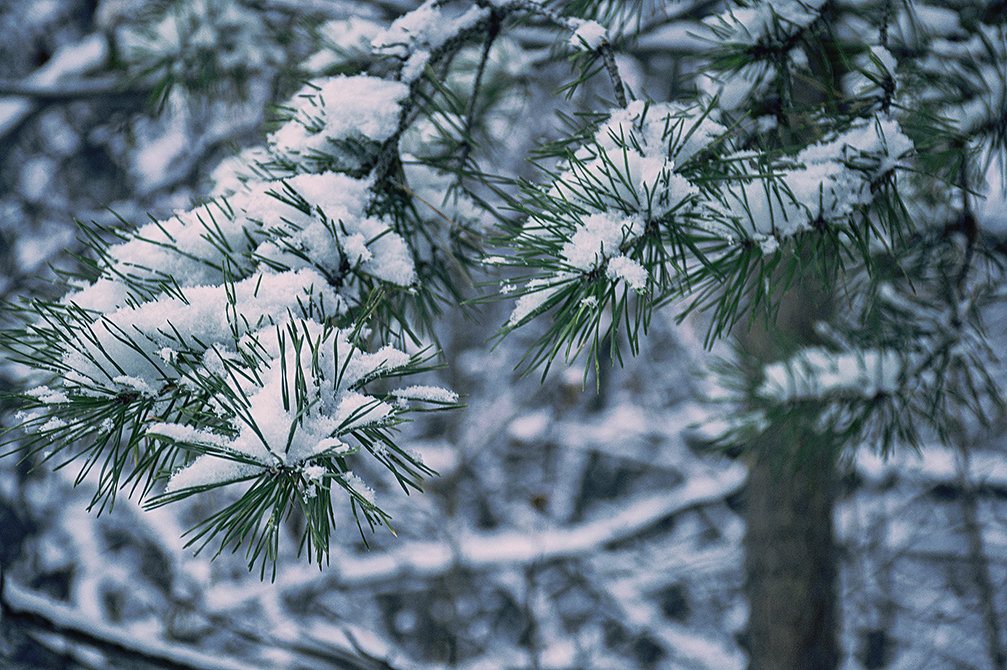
(0, 77, 150, 102)
(599, 43, 628, 108)
(205, 460, 747, 611)
(371, 0, 638, 187)
(493, 0, 628, 106)
(0, 575, 398, 670)
(370, 10, 503, 187)
(457, 10, 502, 173)
(195, 609, 403, 670)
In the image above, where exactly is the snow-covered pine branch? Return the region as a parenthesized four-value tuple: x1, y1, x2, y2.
(495, 98, 913, 369)
(1, 0, 655, 575)
(2, 0, 570, 573)
(491, 0, 1003, 459)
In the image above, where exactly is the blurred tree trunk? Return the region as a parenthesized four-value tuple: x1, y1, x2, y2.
(743, 429, 839, 669)
(956, 445, 1007, 670)
(739, 262, 838, 670)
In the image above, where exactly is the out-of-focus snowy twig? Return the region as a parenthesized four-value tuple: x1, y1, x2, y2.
(205, 460, 746, 611)
(0, 33, 108, 141)
(0, 77, 149, 102)
(0, 577, 250, 670)
(955, 445, 1007, 670)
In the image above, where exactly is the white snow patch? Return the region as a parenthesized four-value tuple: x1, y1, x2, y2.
(606, 255, 648, 290)
(507, 277, 569, 327)
(508, 411, 551, 442)
(570, 19, 607, 51)
(372, 1, 489, 82)
(269, 75, 408, 164)
(391, 385, 459, 403)
(25, 386, 69, 404)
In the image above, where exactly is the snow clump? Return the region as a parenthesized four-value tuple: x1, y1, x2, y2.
(569, 19, 607, 51)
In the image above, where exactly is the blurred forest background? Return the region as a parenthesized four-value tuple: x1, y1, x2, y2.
(0, 1, 1005, 669)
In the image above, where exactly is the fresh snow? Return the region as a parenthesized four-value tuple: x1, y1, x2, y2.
(372, 0, 490, 82)
(569, 19, 607, 51)
(269, 76, 408, 162)
(507, 99, 911, 330)
(25, 386, 70, 404)
(156, 324, 417, 494)
(507, 276, 572, 327)
(561, 211, 642, 271)
(606, 255, 649, 290)
(718, 116, 913, 247)
(40, 57, 445, 506)
(391, 385, 459, 403)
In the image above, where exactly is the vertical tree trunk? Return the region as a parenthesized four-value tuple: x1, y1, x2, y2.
(738, 257, 838, 670)
(744, 429, 839, 670)
(956, 446, 1007, 670)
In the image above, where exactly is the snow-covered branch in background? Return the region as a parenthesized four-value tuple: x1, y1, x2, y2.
(115, 0, 284, 104)
(494, 89, 914, 369)
(759, 348, 906, 403)
(0, 33, 109, 139)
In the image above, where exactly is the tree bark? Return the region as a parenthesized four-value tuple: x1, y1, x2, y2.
(743, 428, 839, 670)
(956, 445, 1007, 670)
(738, 253, 838, 670)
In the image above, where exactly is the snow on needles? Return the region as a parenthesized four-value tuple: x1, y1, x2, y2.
(561, 211, 642, 271)
(25, 65, 454, 518)
(69, 169, 416, 316)
(569, 19, 607, 51)
(68, 258, 429, 496)
(372, 0, 490, 81)
(717, 116, 913, 251)
(63, 269, 340, 387)
(504, 97, 912, 328)
(506, 100, 718, 325)
(508, 276, 573, 327)
(606, 256, 648, 291)
(157, 324, 410, 494)
(391, 385, 459, 404)
(269, 75, 408, 170)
